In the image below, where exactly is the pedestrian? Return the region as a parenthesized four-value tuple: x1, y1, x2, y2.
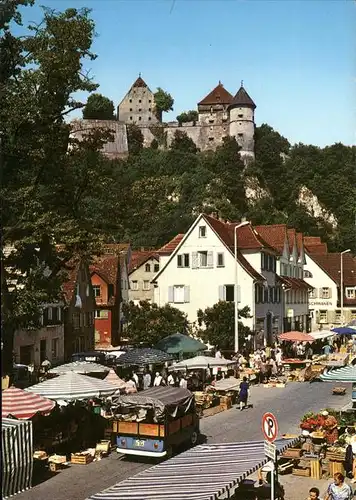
(323, 342, 332, 355)
(143, 371, 151, 390)
(269, 357, 278, 377)
(325, 472, 353, 500)
(179, 375, 187, 389)
(215, 347, 222, 359)
(132, 371, 139, 386)
(308, 487, 320, 500)
(238, 376, 249, 411)
(153, 372, 163, 386)
(167, 372, 175, 386)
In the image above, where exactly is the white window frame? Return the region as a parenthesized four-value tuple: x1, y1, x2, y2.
(217, 253, 225, 267)
(198, 226, 207, 238)
(143, 280, 150, 291)
(48, 307, 53, 321)
(199, 251, 208, 268)
(168, 285, 190, 304)
(322, 287, 330, 299)
(177, 253, 190, 268)
(319, 310, 328, 323)
(346, 287, 356, 299)
(93, 285, 101, 297)
(131, 280, 138, 291)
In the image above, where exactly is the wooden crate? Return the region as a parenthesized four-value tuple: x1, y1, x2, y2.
(71, 453, 93, 465)
(329, 461, 345, 476)
(310, 459, 322, 480)
(95, 440, 110, 454)
(282, 448, 303, 458)
(292, 468, 311, 477)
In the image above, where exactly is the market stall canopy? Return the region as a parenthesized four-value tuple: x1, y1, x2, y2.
(2, 418, 33, 498)
(104, 369, 131, 390)
(2, 386, 55, 419)
(332, 326, 356, 335)
(278, 331, 315, 342)
(87, 439, 298, 500)
(25, 372, 116, 401)
(111, 386, 193, 420)
(48, 361, 109, 376)
(310, 330, 335, 340)
(168, 355, 236, 371)
(155, 333, 207, 355)
(115, 348, 173, 366)
(212, 377, 241, 391)
(320, 365, 356, 383)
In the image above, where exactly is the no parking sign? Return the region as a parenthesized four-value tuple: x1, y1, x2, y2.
(262, 412, 278, 443)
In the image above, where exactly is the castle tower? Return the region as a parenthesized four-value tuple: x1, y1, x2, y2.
(197, 82, 233, 126)
(117, 75, 158, 124)
(228, 82, 256, 160)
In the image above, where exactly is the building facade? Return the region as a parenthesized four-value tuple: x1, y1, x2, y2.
(303, 240, 356, 330)
(90, 244, 131, 348)
(128, 251, 160, 304)
(153, 214, 284, 346)
(74, 77, 256, 160)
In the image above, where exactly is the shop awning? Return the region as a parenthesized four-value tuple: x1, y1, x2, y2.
(48, 361, 109, 376)
(2, 418, 33, 498)
(278, 331, 314, 342)
(104, 369, 130, 390)
(26, 372, 116, 401)
(168, 355, 236, 371)
(320, 365, 356, 383)
(87, 439, 298, 500)
(2, 386, 55, 419)
(115, 348, 173, 366)
(310, 330, 335, 340)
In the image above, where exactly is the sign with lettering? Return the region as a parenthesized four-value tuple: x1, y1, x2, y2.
(309, 300, 333, 306)
(264, 441, 277, 460)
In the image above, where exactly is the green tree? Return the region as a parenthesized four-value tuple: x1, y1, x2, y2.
(170, 130, 198, 154)
(126, 124, 144, 154)
(0, 3, 117, 375)
(177, 110, 198, 125)
(82, 93, 115, 120)
(154, 87, 174, 121)
(122, 301, 188, 345)
(197, 302, 252, 351)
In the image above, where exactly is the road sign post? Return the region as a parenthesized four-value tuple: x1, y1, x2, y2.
(262, 413, 279, 500)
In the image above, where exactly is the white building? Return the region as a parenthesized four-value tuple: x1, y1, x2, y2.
(255, 225, 312, 333)
(153, 214, 284, 346)
(303, 239, 356, 329)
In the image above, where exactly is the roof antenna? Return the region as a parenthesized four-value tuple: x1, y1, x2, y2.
(241, 80, 244, 87)
(139, 72, 141, 77)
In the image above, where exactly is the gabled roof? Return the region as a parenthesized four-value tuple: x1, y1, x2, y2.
(287, 229, 297, 254)
(305, 243, 328, 255)
(90, 255, 119, 285)
(229, 86, 256, 109)
(277, 276, 313, 291)
(198, 82, 233, 106)
(304, 236, 322, 246)
(132, 76, 147, 88)
(129, 251, 159, 273)
(157, 234, 185, 255)
(62, 257, 81, 305)
(310, 253, 356, 287)
(254, 224, 288, 254)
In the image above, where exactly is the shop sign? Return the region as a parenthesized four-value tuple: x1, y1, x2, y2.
(309, 300, 332, 306)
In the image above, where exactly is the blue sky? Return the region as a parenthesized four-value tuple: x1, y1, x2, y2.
(18, 0, 355, 147)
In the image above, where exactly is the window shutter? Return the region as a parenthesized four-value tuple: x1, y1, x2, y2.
(328, 310, 335, 324)
(328, 288, 332, 298)
(207, 251, 214, 268)
(168, 286, 174, 303)
(192, 252, 199, 269)
(58, 306, 62, 321)
(236, 284, 241, 303)
(318, 288, 323, 298)
(218, 285, 225, 301)
(184, 286, 190, 303)
(177, 255, 182, 267)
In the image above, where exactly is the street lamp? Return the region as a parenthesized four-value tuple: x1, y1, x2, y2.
(234, 220, 250, 354)
(341, 249, 351, 325)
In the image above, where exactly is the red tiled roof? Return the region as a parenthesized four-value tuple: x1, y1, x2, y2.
(229, 86, 256, 109)
(296, 233, 303, 254)
(62, 257, 81, 305)
(254, 224, 288, 253)
(198, 83, 233, 106)
(287, 229, 297, 253)
(277, 275, 313, 290)
(157, 234, 185, 255)
(129, 251, 159, 273)
(304, 236, 322, 245)
(132, 76, 147, 88)
(305, 243, 328, 254)
(90, 255, 119, 285)
(310, 253, 356, 286)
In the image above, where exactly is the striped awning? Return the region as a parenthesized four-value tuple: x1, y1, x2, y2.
(26, 372, 116, 401)
(2, 418, 33, 498)
(49, 361, 109, 376)
(88, 439, 298, 500)
(2, 386, 55, 419)
(320, 365, 356, 383)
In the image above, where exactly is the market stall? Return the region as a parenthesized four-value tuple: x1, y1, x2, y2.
(104, 369, 136, 393)
(155, 332, 207, 359)
(2, 418, 33, 498)
(48, 361, 109, 378)
(2, 386, 55, 419)
(87, 438, 298, 500)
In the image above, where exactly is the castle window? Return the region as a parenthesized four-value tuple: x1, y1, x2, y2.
(130, 108, 132, 111)
(129, 99, 132, 103)
(139, 99, 142, 103)
(130, 116, 133, 120)
(238, 114, 243, 118)
(148, 117, 151, 121)
(149, 99, 152, 103)
(138, 116, 142, 121)
(238, 133, 243, 137)
(148, 108, 151, 112)
(209, 137, 214, 142)
(139, 108, 142, 112)
(209, 119, 214, 123)
(210, 126, 213, 131)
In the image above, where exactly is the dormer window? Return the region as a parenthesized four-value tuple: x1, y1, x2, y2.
(199, 226, 206, 238)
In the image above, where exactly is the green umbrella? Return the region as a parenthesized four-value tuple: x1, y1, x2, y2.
(155, 333, 207, 355)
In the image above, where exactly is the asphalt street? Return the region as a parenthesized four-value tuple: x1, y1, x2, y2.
(17, 381, 350, 500)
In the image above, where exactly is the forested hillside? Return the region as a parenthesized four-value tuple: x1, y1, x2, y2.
(105, 124, 356, 253)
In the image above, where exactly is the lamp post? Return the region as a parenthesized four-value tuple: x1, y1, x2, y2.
(340, 249, 351, 325)
(234, 220, 250, 354)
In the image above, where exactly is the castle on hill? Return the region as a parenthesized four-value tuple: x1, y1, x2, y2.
(72, 76, 256, 160)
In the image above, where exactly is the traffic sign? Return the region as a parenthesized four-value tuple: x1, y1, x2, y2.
(262, 412, 278, 443)
(264, 440, 277, 461)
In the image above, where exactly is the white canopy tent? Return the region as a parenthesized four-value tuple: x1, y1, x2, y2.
(310, 330, 335, 340)
(168, 356, 236, 372)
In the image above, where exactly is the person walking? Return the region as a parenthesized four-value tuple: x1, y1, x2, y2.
(325, 473, 353, 499)
(238, 376, 249, 411)
(308, 487, 320, 500)
(143, 371, 151, 390)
